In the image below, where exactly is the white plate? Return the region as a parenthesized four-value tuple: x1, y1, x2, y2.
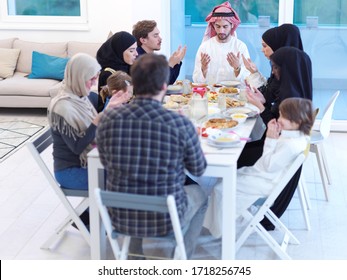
(203, 118, 239, 131)
(191, 82, 208, 87)
(166, 85, 183, 94)
(217, 87, 240, 95)
(208, 106, 221, 115)
(168, 85, 182, 91)
(207, 140, 241, 148)
(223, 103, 260, 118)
(220, 81, 241, 87)
(207, 132, 241, 147)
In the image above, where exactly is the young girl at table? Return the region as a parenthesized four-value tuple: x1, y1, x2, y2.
(99, 71, 133, 110)
(203, 97, 314, 238)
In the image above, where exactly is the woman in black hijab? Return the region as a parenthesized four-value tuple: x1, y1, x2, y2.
(270, 47, 312, 100)
(245, 24, 304, 125)
(96, 31, 138, 111)
(249, 46, 312, 114)
(239, 24, 305, 166)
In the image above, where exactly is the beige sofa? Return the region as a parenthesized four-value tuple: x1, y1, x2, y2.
(0, 38, 101, 108)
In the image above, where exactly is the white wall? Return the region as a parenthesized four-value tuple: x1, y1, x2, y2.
(0, 0, 171, 56)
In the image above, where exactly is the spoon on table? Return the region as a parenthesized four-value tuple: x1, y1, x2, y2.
(227, 130, 251, 142)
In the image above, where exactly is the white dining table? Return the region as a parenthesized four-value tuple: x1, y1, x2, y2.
(87, 114, 261, 260)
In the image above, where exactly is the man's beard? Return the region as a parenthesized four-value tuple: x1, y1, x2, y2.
(217, 33, 229, 41)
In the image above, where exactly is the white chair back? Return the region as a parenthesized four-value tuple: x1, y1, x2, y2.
(26, 127, 90, 249)
(319, 90, 340, 139)
(94, 189, 187, 260)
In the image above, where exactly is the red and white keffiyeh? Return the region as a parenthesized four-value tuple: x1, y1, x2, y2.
(202, 1, 241, 42)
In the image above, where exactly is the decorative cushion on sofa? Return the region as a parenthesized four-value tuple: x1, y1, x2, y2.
(0, 48, 21, 79)
(28, 51, 69, 80)
(13, 40, 67, 73)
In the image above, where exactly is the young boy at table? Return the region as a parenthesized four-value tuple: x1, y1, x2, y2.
(203, 97, 314, 238)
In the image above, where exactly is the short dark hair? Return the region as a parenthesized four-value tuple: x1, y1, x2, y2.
(132, 20, 157, 47)
(130, 53, 169, 96)
(279, 97, 314, 135)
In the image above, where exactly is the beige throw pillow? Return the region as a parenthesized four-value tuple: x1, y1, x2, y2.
(0, 48, 21, 78)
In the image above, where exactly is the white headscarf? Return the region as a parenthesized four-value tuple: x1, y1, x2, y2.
(48, 53, 101, 166)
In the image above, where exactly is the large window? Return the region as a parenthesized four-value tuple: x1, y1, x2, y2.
(0, 0, 88, 30)
(185, 0, 347, 26)
(294, 0, 347, 25)
(185, 0, 279, 25)
(6, 0, 81, 16)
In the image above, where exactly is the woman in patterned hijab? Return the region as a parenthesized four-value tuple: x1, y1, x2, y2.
(48, 53, 101, 190)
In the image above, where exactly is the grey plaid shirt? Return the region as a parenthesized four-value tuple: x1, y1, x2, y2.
(96, 98, 206, 237)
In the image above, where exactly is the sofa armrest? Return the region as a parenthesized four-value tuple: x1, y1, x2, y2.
(0, 37, 18, 48)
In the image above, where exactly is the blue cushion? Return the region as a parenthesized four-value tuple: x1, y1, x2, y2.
(28, 51, 69, 80)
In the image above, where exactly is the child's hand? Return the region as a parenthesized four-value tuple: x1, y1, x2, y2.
(266, 119, 280, 139)
(106, 91, 129, 108)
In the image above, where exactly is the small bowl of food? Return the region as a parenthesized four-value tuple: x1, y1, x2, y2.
(208, 132, 241, 147)
(230, 113, 248, 124)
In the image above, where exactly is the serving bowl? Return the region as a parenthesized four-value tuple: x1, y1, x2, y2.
(230, 113, 248, 124)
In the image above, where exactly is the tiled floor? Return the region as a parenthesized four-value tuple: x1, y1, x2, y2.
(0, 120, 45, 160)
(0, 108, 347, 260)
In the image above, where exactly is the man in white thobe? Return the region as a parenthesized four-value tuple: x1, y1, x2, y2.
(192, 1, 251, 85)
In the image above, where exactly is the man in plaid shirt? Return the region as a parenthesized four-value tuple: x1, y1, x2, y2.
(97, 53, 207, 259)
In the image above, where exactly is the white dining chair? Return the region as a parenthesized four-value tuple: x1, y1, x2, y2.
(236, 153, 306, 260)
(296, 173, 311, 230)
(293, 107, 319, 231)
(309, 90, 340, 201)
(26, 127, 90, 249)
(94, 189, 187, 260)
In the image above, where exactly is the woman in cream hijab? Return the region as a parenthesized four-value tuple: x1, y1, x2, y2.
(48, 53, 121, 190)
